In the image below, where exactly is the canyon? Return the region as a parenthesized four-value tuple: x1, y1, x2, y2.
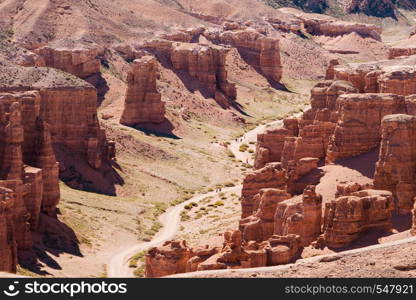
(143, 32, 416, 277)
(0, 0, 415, 279)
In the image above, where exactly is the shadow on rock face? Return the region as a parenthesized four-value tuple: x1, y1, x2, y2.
(19, 213, 82, 275)
(54, 144, 124, 196)
(334, 147, 380, 179)
(85, 73, 110, 107)
(134, 118, 181, 140)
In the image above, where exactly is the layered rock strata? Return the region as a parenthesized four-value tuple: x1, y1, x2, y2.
(254, 122, 297, 170)
(141, 39, 237, 102)
(170, 43, 237, 100)
(34, 45, 101, 79)
(0, 96, 63, 272)
(145, 231, 303, 277)
(278, 8, 382, 40)
(374, 114, 416, 215)
(145, 240, 192, 278)
(326, 93, 406, 162)
(240, 163, 288, 218)
(254, 80, 358, 170)
(0, 66, 115, 171)
(389, 48, 416, 59)
(239, 189, 291, 242)
(322, 189, 394, 248)
(333, 57, 416, 95)
(204, 28, 282, 82)
(274, 186, 323, 246)
(325, 59, 340, 80)
(120, 56, 165, 125)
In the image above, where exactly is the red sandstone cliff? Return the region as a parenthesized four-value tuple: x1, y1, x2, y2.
(120, 56, 166, 126)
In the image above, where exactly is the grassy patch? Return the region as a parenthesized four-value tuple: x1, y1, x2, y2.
(129, 251, 147, 268)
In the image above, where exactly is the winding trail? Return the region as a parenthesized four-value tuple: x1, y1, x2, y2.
(106, 113, 284, 277)
(228, 111, 304, 165)
(108, 185, 241, 277)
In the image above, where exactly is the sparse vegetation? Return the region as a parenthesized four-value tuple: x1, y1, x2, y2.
(129, 251, 147, 268)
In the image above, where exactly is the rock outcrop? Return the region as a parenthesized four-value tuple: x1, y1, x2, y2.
(322, 189, 394, 248)
(161, 27, 205, 43)
(412, 202, 416, 236)
(34, 45, 101, 79)
(255, 80, 357, 169)
(120, 56, 165, 126)
(170, 43, 237, 100)
(240, 185, 322, 247)
(141, 38, 237, 103)
(374, 114, 416, 215)
(239, 189, 291, 242)
(326, 93, 406, 162)
(333, 57, 416, 95)
(0, 95, 64, 272)
(205, 28, 283, 82)
(240, 163, 288, 218)
(254, 123, 297, 170)
(0, 92, 60, 216)
(266, 234, 303, 265)
(0, 187, 17, 273)
(273, 186, 322, 246)
(279, 8, 382, 40)
(0, 66, 116, 173)
(325, 59, 340, 80)
(145, 240, 192, 278)
(146, 230, 304, 277)
(389, 47, 416, 59)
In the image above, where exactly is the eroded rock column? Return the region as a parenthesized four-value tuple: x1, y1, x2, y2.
(120, 56, 165, 126)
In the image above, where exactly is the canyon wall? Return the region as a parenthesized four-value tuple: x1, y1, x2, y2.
(141, 38, 237, 104)
(326, 93, 406, 162)
(210, 28, 283, 83)
(0, 63, 118, 272)
(170, 43, 237, 101)
(34, 45, 101, 79)
(322, 189, 394, 248)
(374, 114, 416, 215)
(333, 58, 416, 96)
(0, 95, 61, 272)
